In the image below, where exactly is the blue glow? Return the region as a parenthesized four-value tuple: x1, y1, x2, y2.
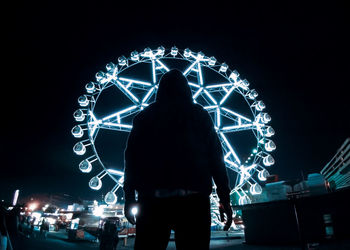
(73, 47, 275, 202)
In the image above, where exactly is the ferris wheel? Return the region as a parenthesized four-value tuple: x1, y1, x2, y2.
(72, 47, 276, 206)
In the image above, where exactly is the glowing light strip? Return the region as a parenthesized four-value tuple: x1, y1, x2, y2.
(203, 89, 217, 105)
(152, 59, 156, 84)
(188, 82, 200, 88)
(220, 132, 241, 164)
(220, 86, 236, 105)
(197, 62, 204, 85)
(221, 107, 252, 122)
(204, 105, 218, 110)
(115, 80, 139, 103)
(224, 158, 239, 168)
(206, 83, 233, 89)
(102, 105, 138, 121)
(107, 169, 124, 176)
(221, 123, 256, 132)
(238, 164, 256, 185)
(118, 77, 152, 86)
(88, 111, 100, 137)
(183, 60, 198, 76)
(142, 87, 155, 103)
(103, 122, 133, 129)
(216, 107, 221, 127)
(156, 59, 170, 72)
(193, 87, 203, 99)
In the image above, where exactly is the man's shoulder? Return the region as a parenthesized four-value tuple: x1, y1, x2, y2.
(133, 103, 157, 122)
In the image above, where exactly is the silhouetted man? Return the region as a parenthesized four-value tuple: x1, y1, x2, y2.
(123, 69, 232, 250)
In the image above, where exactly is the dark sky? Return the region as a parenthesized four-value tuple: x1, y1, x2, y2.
(2, 2, 349, 202)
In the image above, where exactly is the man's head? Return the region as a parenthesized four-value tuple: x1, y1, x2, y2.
(156, 69, 193, 105)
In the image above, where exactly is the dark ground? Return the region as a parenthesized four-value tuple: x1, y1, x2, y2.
(11, 229, 350, 250)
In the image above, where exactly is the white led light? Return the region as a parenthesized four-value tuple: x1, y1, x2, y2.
(104, 191, 117, 205)
(229, 70, 239, 81)
(79, 159, 92, 173)
(118, 56, 127, 66)
(73, 109, 85, 122)
(71, 125, 84, 138)
(184, 48, 191, 57)
(73, 142, 86, 155)
(264, 126, 275, 137)
(85, 82, 96, 93)
(106, 62, 116, 72)
(219, 63, 228, 72)
(89, 176, 102, 190)
(247, 89, 258, 100)
(250, 183, 262, 195)
(171, 46, 178, 56)
(255, 101, 266, 111)
(130, 51, 139, 61)
(208, 56, 216, 66)
(258, 169, 269, 181)
(95, 71, 106, 82)
(265, 140, 276, 152)
(78, 95, 89, 107)
(263, 154, 275, 166)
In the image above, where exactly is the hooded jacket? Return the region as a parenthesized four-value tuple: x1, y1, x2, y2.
(123, 69, 230, 203)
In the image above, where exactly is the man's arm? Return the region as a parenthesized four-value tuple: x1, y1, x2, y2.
(123, 114, 142, 202)
(205, 113, 231, 204)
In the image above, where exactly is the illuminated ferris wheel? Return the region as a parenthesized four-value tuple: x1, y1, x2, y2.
(72, 47, 276, 206)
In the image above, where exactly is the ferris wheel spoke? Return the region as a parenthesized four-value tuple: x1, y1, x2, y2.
(111, 79, 140, 104)
(98, 122, 133, 132)
(220, 107, 252, 123)
(219, 132, 241, 165)
(100, 105, 139, 124)
(73, 47, 275, 204)
(220, 123, 257, 133)
(237, 164, 256, 186)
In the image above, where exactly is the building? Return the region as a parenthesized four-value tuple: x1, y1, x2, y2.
(321, 138, 350, 190)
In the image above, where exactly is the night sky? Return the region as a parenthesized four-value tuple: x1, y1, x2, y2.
(2, 2, 349, 202)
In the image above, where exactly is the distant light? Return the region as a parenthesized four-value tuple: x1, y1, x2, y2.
(28, 203, 38, 211)
(252, 148, 258, 154)
(12, 190, 19, 206)
(93, 206, 104, 217)
(131, 206, 138, 216)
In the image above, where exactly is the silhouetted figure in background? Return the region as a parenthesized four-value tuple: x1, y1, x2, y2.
(99, 220, 118, 250)
(123, 69, 232, 250)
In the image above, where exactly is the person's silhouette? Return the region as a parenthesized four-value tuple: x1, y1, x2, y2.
(123, 69, 232, 250)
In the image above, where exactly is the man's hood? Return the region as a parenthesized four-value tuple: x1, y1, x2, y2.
(156, 69, 193, 105)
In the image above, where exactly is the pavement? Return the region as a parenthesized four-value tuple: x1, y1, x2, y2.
(11, 228, 350, 249)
